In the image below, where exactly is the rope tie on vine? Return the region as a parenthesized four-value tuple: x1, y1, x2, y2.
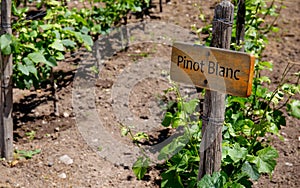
(201, 115, 224, 125)
(1, 84, 11, 89)
(213, 18, 233, 27)
(1, 23, 11, 28)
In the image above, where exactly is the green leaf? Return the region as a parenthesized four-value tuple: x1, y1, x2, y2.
(183, 98, 199, 114)
(39, 24, 53, 30)
(248, 147, 278, 174)
(62, 39, 76, 48)
(29, 30, 38, 38)
(172, 112, 185, 128)
(226, 182, 245, 188)
(158, 134, 188, 161)
(2, 45, 11, 55)
(271, 27, 279, 33)
(162, 112, 173, 127)
(161, 169, 184, 188)
(47, 56, 58, 67)
(260, 61, 273, 70)
(50, 39, 65, 51)
(18, 63, 29, 76)
(227, 96, 246, 108)
(28, 52, 57, 67)
(81, 34, 93, 47)
(15, 149, 41, 159)
(242, 119, 254, 136)
(55, 52, 65, 60)
(0, 34, 13, 55)
(80, 26, 90, 35)
(258, 76, 271, 84)
(73, 32, 92, 51)
(52, 30, 61, 39)
(22, 43, 37, 51)
(272, 110, 286, 126)
(197, 172, 226, 188)
(28, 52, 47, 63)
(133, 132, 149, 141)
(287, 100, 300, 119)
(241, 161, 260, 180)
(45, 0, 61, 6)
(120, 127, 129, 136)
(228, 143, 248, 163)
(0, 34, 12, 48)
(132, 157, 149, 180)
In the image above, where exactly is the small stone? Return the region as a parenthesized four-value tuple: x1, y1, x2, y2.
(58, 173, 67, 179)
(59, 155, 73, 165)
(281, 132, 287, 136)
(63, 112, 70, 118)
(285, 162, 293, 167)
(54, 127, 60, 132)
(47, 161, 54, 167)
(0, 183, 11, 188)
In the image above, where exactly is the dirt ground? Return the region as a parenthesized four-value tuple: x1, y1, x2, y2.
(0, 0, 299, 187)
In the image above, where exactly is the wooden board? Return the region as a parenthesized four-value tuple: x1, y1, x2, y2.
(170, 42, 255, 97)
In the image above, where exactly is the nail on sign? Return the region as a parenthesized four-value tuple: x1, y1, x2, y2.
(170, 42, 255, 97)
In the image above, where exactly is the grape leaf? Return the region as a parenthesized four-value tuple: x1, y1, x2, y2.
(62, 39, 76, 48)
(0, 34, 12, 55)
(18, 63, 29, 76)
(287, 100, 300, 119)
(241, 161, 260, 180)
(132, 157, 149, 180)
(228, 143, 248, 163)
(50, 39, 65, 51)
(28, 52, 57, 67)
(161, 169, 184, 188)
(248, 147, 278, 174)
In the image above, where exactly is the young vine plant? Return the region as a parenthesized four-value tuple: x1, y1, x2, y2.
(0, 0, 149, 89)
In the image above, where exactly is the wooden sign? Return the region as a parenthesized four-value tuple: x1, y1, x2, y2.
(170, 42, 255, 97)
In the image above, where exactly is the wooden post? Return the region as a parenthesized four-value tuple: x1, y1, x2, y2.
(198, 0, 234, 180)
(0, 0, 13, 160)
(236, 0, 245, 52)
(159, 0, 163, 12)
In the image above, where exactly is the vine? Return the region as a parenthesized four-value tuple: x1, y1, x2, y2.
(0, 0, 150, 89)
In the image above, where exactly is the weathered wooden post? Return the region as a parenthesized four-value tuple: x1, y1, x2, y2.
(236, 0, 245, 52)
(0, 0, 13, 160)
(197, 0, 234, 179)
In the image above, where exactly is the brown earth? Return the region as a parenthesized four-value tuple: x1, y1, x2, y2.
(0, 0, 299, 188)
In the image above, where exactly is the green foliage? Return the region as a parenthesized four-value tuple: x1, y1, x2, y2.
(121, 125, 150, 180)
(121, 126, 149, 143)
(287, 100, 300, 119)
(160, 132, 200, 188)
(25, 130, 36, 141)
(3, 0, 150, 89)
(132, 156, 150, 180)
(0, 34, 14, 55)
(161, 87, 199, 129)
(10, 1, 93, 89)
(197, 172, 227, 188)
(14, 149, 41, 159)
(91, 0, 149, 32)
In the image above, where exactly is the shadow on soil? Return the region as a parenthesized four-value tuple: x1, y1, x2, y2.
(12, 69, 75, 142)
